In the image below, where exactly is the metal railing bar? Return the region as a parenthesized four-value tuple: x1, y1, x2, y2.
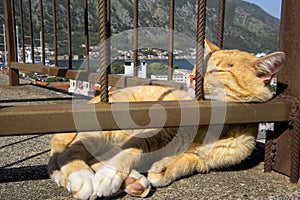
(67, 0, 72, 69)
(98, 0, 109, 103)
(84, 0, 89, 71)
(12, 0, 17, 62)
(52, 0, 58, 66)
(9, 62, 187, 89)
(18, 0, 26, 63)
(4, 0, 19, 86)
(0, 97, 292, 136)
(107, 0, 111, 75)
(133, 0, 139, 77)
(39, 0, 45, 65)
(28, 0, 34, 64)
(195, 0, 207, 100)
(217, 0, 226, 48)
(168, 0, 174, 81)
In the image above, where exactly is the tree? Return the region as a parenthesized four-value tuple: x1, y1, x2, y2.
(111, 62, 125, 74)
(147, 62, 168, 78)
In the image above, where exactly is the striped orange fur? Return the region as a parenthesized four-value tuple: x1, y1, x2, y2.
(48, 39, 285, 199)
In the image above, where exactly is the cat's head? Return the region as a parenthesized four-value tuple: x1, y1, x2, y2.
(188, 39, 285, 102)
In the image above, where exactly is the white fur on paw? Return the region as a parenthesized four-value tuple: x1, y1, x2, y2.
(51, 170, 66, 187)
(124, 170, 151, 198)
(67, 169, 94, 200)
(92, 165, 126, 197)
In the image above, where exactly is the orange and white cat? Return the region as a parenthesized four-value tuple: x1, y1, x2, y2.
(48, 39, 285, 200)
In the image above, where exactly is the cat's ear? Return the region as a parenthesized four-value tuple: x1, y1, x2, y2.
(204, 39, 220, 56)
(254, 51, 285, 82)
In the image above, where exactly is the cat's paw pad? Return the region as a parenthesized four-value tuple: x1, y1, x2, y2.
(92, 165, 128, 197)
(50, 170, 67, 187)
(122, 170, 151, 197)
(67, 169, 94, 200)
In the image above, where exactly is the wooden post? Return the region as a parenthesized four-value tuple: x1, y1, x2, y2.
(4, 0, 19, 86)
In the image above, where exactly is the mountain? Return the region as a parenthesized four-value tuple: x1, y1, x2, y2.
(0, 0, 280, 56)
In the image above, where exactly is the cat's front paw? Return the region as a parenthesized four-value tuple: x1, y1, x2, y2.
(67, 169, 94, 200)
(147, 156, 178, 187)
(92, 165, 128, 197)
(123, 170, 151, 197)
(50, 169, 67, 187)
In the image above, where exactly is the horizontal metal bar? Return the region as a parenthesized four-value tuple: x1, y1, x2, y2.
(0, 97, 292, 136)
(11, 63, 186, 89)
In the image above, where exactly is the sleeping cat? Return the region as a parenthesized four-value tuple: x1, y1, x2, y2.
(48, 39, 285, 200)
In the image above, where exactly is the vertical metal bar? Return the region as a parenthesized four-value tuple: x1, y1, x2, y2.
(52, 0, 58, 66)
(98, 0, 109, 102)
(195, 0, 207, 100)
(4, 0, 19, 86)
(133, 0, 139, 77)
(278, 0, 300, 99)
(217, 0, 226, 48)
(19, 0, 25, 63)
(264, 130, 273, 172)
(276, 0, 300, 183)
(3, 24, 7, 66)
(12, 0, 17, 60)
(67, 0, 72, 69)
(40, 0, 45, 65)
(290, 110, 300, 183)
(168, 0, 174, 81)
(107, 0, 111, 74)
(28, 0, 34, 64)
(84, 0, 89, 71)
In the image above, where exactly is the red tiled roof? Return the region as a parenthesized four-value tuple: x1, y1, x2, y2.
(48, 82, 70, 92)
(35, 81, 70, 92)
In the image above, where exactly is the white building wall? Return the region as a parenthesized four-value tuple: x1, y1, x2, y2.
(124, 60, 147, 78)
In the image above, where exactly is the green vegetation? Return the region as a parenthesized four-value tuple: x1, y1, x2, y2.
(45, 77, 69, 82)
(111, 62, 125, 74)
(146, 62, 178, 78)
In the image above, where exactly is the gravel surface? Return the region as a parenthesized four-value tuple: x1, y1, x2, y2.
(0, 73, 300, 199)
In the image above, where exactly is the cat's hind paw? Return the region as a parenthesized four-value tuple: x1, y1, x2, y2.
(67, 169, 94, 200)
(122, 170, 151, 197)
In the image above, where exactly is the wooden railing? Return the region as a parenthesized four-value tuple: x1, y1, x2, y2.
(1, 0, 300, 183)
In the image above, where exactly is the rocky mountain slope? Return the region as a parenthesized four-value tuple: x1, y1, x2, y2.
(0, 0, 280, 55)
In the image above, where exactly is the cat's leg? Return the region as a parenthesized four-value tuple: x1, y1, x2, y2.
(48, 133, 78, 188)
(55, 140, 95, 200)
(148, 152, 208, 187)
(204, 134, 256, 169)
(91, 127, 179, 197)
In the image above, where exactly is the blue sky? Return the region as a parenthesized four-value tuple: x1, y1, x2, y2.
(243, 0, 282, 19)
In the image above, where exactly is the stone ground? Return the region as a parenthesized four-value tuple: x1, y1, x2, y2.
(1, 73, 300, 199)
